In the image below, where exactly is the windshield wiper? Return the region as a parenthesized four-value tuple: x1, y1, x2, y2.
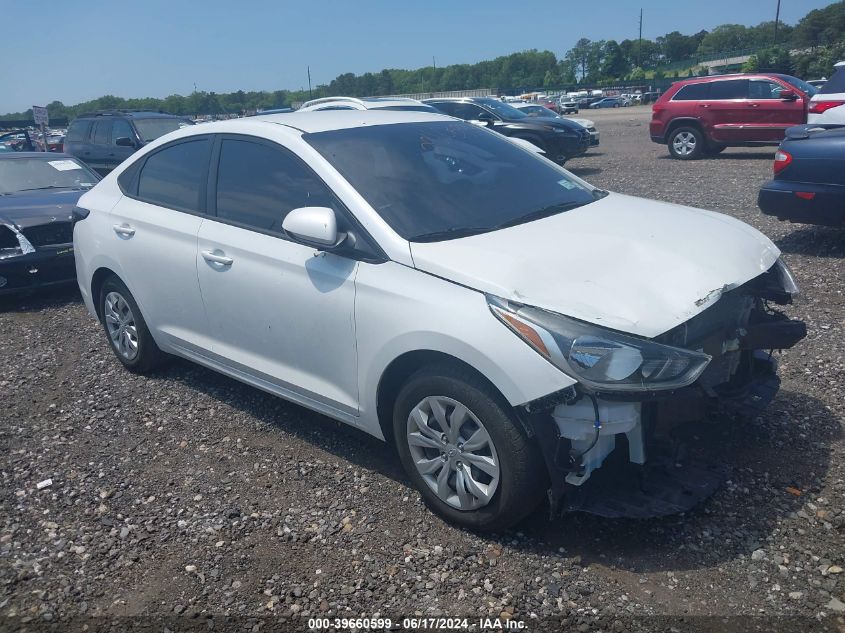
(16, 186, 83, 192)
(410, 226, 493, 242)
(492, 200, 588, 231)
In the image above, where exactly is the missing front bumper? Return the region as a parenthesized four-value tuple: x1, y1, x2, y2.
(524, 352, 784, 519)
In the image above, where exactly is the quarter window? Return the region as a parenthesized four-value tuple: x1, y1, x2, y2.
(66, 120, 92, 142)
(708, 79, 748, 100)
(672, 83, 710, 100)
(137, 139, 210, 212)
(214, 139, 337, 234)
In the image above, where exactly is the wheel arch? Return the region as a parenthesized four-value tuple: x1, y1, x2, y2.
(375, 350, 509, 444)
(665, 117, 704, 139)
(90, 266, 121, 319)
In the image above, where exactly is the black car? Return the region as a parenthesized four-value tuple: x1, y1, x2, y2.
(423, 97, 590, 164)
(758, 124, 845, 227)
(64, 110, 192, 175)
(0, 153, 100, 294)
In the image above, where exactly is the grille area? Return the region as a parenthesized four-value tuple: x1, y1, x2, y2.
(21, 222, 73, 247)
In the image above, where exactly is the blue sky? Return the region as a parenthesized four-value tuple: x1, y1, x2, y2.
(0, 0, 831, 113)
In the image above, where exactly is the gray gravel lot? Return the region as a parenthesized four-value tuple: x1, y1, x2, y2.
(1, 107, 843, 632)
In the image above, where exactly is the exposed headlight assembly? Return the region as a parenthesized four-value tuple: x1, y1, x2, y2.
(774, 257, 799, 295)
(488, 296, 711, 392)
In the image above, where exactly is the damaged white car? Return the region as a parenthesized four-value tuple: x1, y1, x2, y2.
(73, 111, 806, 530)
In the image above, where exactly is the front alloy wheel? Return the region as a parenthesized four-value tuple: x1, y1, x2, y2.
(99, 276, 166, 373)
(393, 364, 546, 531)
(407, 396, 500, 511)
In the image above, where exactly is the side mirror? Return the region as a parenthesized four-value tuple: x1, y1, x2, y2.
(779, 89, 798, 101)
(282, 206, 344, 249)
(115, 137, 136, 147)
(476, 112, 495, 126)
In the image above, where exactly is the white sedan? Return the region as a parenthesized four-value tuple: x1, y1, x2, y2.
(73, 111, 803, 529)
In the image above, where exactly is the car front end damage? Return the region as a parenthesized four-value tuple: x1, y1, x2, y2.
(500, 259, 806, 518)
(0, 217, 76, 294)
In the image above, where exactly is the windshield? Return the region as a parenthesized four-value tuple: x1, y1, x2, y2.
(478, 99, 527, 119)
(133, 118, 192, 143)
(519, 105, 557, 118)
(379, 105, 439, 113)
(0, 157, 99, 194)
(777, 74, 818, 97)
(305, 121, 596, 241)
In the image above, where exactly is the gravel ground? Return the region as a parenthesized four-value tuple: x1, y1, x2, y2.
(1, 108, 843, 633)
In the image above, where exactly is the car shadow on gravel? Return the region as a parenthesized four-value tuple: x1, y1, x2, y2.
(158, 358, 407, 479)
(0, 284, 81, 313)
(152, 356, 841, 573)
(775, 226, 845, 258)
(656, 151, 775, 161)
(512, 388, 841, 573)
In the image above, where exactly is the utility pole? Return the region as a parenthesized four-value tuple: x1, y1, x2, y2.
(307, 66, 312, 99)
(638, 8, 643, 68)
(774, 0, 781, 46)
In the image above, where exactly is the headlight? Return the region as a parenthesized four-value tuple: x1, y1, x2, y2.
(488, 296, 711, 392)
(775, 257, 799, 295)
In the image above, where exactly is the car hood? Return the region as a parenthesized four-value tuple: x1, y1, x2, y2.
(566, 117, 594, 128)
(0, 189, 81, 228)
(409, 193, 780, 338)
(506, 117, 582, 132)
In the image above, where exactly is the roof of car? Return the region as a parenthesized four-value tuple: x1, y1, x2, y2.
(210, 110, 453, 134)
(75, 110, 185, 119)
(0, 151, 75, 160)
(298, 96, 428, 111)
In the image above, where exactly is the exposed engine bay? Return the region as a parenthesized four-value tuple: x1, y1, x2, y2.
(520, 260, 807, 518)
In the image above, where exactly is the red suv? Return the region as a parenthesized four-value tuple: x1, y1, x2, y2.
(650, 73, 816, 159)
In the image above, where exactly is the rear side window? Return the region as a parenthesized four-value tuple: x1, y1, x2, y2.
(708, 80, 748, 100)
(137, 139, 210, 213)
(214, 138, 337, 234)
(66, 120, 91, 142)
(819, 68, 845, 94)
(672, 83, 710, 100)
(93, 120, 113, 145)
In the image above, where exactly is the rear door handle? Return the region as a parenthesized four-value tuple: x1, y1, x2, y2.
(748, 103, 760, 107)
(698, 104, 710, 108)
(201, 250, 233, 266)
(112, 224, 135, 237)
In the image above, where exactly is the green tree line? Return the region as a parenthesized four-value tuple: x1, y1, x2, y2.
(2, 1, 842, 120)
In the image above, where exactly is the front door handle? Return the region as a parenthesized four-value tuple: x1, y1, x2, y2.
(698, 104, 710, 108)
(201, 250, 233, 266)
(112, 224, 135, 237)
(747, 103, 760, 107)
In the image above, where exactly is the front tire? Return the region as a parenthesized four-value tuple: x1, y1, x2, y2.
(668, 126, 704, 159)
(99, 276, 166, 373)
(393, 364, 546, 531)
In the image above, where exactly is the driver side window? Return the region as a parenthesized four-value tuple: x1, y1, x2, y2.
(214, 138, 338, 235)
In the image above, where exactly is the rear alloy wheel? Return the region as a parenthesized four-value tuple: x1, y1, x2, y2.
(99, 276, 166, 373)
(668, 126, 704, 159)
(393, 364, 545, 531)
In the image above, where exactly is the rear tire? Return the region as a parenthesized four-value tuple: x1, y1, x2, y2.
(668, 126, 704, 160)
(393, 364, 546, 532)
(99, 276, 166, 374)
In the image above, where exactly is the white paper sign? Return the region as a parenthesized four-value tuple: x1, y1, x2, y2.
(47, 160, 82, 171)
(32, 105, 49, 125)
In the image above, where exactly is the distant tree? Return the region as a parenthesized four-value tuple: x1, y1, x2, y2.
(791, 1, 845, 48)
(566, 38, 593, 81)
(698, 24, 750, 55)
(601, 40, 629, 79)
(628, 66, 646, 80)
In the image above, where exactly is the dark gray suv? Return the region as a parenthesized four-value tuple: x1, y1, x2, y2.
(64, 111, 192, 175)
